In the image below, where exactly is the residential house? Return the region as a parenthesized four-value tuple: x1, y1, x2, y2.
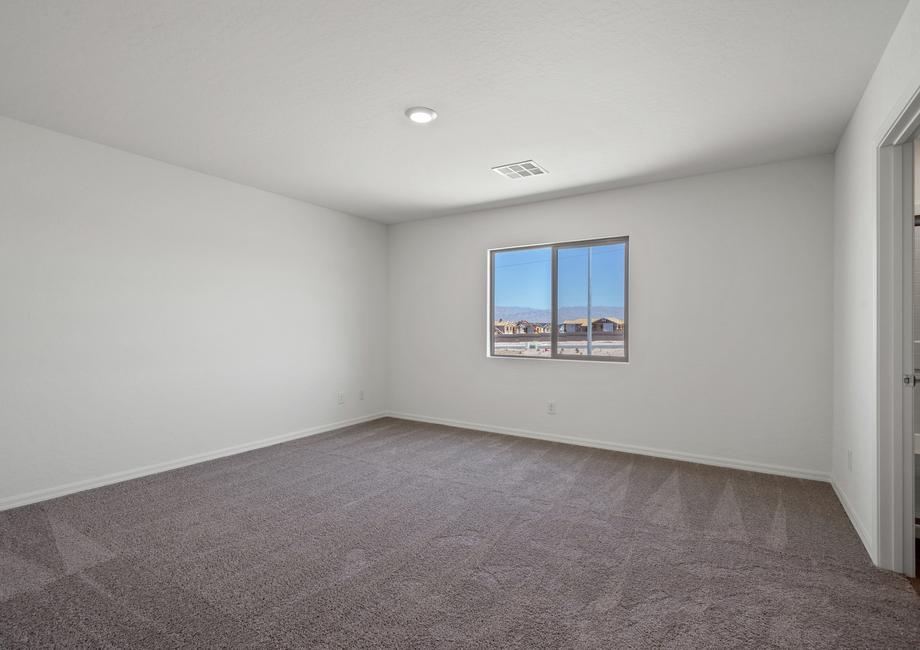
(561, 317, 625, 334)
(494, 320, 518, 335)
(516, 320, 540, 334)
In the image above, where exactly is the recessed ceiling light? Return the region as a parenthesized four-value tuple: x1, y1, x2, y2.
(405, 106, 438, 124)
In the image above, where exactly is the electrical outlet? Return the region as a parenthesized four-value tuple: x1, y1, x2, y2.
(359, 390, 365, 401)
(847, 449, 853, 471)
(337, 392, 345, 405)
(546, 401, 556, 415)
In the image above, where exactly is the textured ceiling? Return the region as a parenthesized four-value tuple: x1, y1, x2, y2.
(0, 1, 908, 222)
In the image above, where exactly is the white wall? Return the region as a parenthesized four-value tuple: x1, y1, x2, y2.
(0, 116, 387, 505)
(388, 156, 834, 478)
(832, 0, 920, 564)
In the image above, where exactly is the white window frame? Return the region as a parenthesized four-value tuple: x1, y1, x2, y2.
(488, 236, 629, 363)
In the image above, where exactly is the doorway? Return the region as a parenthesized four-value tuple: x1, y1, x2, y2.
(878, 89, 920, 577)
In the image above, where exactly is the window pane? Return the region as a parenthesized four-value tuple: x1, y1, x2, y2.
(492, 247, 552, 357)
(556, 242, 626, 358)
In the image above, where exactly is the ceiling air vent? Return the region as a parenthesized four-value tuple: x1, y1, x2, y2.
(492, 160, 548, 179)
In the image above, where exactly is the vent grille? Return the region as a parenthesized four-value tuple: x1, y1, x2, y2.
(492, 160, 548, 179)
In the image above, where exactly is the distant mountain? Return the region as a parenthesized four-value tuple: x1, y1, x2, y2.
(495, 306, 624, 323)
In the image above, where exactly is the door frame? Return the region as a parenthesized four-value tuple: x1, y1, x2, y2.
(878, 86, 920, 576)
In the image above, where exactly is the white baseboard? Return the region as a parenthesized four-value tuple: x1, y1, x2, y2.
(0, 412, 386, 512)
(386, 411, 831, 482)
(831, 478, 877, 564)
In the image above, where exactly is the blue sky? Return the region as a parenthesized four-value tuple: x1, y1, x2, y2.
(493, 243, 625, 309)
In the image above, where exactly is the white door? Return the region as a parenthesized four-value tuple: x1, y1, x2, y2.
(902, 138, 917, 578)
(909, 220, 919, 566)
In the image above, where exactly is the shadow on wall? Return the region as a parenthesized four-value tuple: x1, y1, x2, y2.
(915, 139, 920, 216)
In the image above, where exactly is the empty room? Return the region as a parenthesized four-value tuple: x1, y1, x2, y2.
(3, 1, 920, 647)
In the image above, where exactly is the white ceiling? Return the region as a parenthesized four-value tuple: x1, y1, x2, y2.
(0, 1, 907, 223)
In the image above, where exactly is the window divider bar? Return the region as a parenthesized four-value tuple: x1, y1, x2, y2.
(551, 245, 559, 359)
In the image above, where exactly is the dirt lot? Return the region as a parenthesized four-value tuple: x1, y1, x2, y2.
(494, 333, 625, 358)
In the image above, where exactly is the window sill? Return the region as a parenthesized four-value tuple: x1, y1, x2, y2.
(486, 354, 629, 364)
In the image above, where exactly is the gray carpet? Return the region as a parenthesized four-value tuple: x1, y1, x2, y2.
(1, 417, 919, 648)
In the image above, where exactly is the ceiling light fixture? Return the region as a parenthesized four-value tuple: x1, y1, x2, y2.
(405, 106, 438, 124)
